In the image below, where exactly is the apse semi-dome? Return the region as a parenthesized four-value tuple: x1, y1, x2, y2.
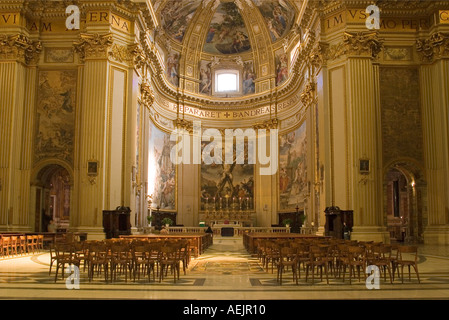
(154, 0, 300, 97)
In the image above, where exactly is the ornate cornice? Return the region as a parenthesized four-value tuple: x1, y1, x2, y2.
(73, 33, 114, 62)
(0, 33, 42, 65)
(416, 32, 449, 62)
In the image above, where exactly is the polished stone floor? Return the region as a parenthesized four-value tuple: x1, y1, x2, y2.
(0, 237, 448, 300)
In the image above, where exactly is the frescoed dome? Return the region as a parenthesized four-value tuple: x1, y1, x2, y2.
(154, 0, 301, 96)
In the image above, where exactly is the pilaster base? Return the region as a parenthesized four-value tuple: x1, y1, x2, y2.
(350, 226, 391, 244)
(70, 227, 106, 240)
(423, 225, 449, 245)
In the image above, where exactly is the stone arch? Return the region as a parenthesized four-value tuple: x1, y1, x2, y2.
(383, 158, 426, 243)
(30, 159, 74, 232)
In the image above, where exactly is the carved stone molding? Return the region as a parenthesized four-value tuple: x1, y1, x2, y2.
(416, 32, 449, 62)
(323, 31, 384, 62)
(174, 118, 193, 133)
(140, 80, 155, 108)
(0, 34, 42, 65)
(300, 80, 316, 107)
(74, 33, 114, 62)
(309, 42, 328, 70)
(342, 31, 384, 59)
(253, 118, 279, 130)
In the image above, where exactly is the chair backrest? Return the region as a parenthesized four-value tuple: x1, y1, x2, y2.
(54, 243, 74, 258)
(89, 244, 108, 259)
(3, 236, 10, 245)
(397, 245, 418, 262)
(348, 245, 366, 261)
(280, 246, 297, 262)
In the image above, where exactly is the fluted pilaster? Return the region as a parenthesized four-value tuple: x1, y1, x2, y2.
(74, 58, 110, 238)
(346, 57, 389, 242)
(421, 59, 449, 244)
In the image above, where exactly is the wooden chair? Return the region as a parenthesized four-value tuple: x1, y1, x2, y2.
(132, 244, 152, 282)
(87, 243, 110, 282)
(263, 241, 280, 274)
(110, 243, 132, 282)
(368, 245, 393, 284)
(49, 243, 58, 275)
(1, 237, 10, 258)
(176, 240, 190, 275)
(37, 235, 44, 252)
(54, 243, 80, 283)
(158, 245, 182, 283)
(276, 246, 298, 285)
(305, 245, 330, 284)
(335, 244, 350, 278)
(26, 235, 37, 254)
(10, 236, 18, 256)
(18, 236, 27, 255)
(73, 242, 88, 272)
(290, 242, 309, 279)
(394, 245, 420, 283)
(342, 245, 367, 284)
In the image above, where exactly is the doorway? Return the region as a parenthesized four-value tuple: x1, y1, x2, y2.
(384, 164, 424, 243)
(33, 164, 72, 232)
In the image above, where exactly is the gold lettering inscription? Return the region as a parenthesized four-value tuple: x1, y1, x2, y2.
(0, 13, 20, 26)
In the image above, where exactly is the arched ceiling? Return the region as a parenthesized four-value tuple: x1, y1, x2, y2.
(150, 0, 303, 97)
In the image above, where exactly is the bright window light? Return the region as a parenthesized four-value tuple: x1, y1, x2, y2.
(216, 72, 238, 92)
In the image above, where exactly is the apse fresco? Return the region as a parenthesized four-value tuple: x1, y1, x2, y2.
(275, 48, 289, 86)
(160, 0, 201, 43)
(242, 61, 256, 94)
(166, 50, 180, 87)
(199, 60, 212, 95)
(35, 70, 77, 165)
(148, 122, 176, 211)
(252, 0, 295, 42)
(203, 2, 251, 54)
(279, 122, 307, 210)
(200, 138, 255, 211)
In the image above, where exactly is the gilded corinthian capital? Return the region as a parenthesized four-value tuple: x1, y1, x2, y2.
(0, 34, 42, 64)
(416, 32, 449, 62)
(342, 31, 384, 58)
(73, 33, 114, 62)
(323, 31, 384, 62)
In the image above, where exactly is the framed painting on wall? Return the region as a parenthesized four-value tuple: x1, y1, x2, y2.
(278, 121, 307, 211)
(148, 121, 177, 211)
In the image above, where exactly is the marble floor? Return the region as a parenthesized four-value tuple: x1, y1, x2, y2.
(0, 237, 448, 300)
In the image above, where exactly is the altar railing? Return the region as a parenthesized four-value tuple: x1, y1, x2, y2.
(167, 226, 290, 236)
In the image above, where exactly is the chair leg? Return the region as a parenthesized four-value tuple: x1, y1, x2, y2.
(413, 265, 420, 283)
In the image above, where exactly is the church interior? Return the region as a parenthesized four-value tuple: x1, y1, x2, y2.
(0, 0, 449, 301)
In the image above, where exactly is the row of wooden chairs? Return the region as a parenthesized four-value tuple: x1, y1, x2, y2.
(0, 235, 44, 258)
(255, 238, 421, 285)
(50, 239, 191, 284)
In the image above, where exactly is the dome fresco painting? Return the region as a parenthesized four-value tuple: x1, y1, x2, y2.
(203, 2, 251, 55)
(156, 0, 298, 96)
